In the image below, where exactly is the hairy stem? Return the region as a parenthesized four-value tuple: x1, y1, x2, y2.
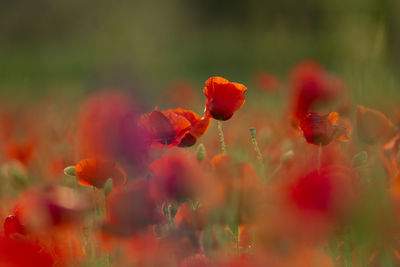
(218, 120, 227, 154)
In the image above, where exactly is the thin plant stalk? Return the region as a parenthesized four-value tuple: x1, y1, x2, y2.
(218, 120, 227, 154)
(249, 128, 265, 175)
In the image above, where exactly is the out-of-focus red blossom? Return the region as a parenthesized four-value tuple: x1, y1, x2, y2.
(75, 158, 126, 188)
(180, 254, 211, 267)
(3, 215, 25, 237)
(121, 231, 177, 266)
(174, 203, 206, 232)
(103, 179, 166, 237)
(13, 186, 91, 228)
(46, 158, 68, 179)
(159, 227, 201, 262)
(77, 91, 148, 170)
(203, 76, 247, 121)
(255, 71, 280, 92)
(211, 154, 235, 177)
(138, 109, 191, 148)
(0, 235, 54, 267)
(300, 112, 349, 146)
(174, 203, 196, 231)
(290, 60, 344, 124)
(149, 151, 210, 202)
(4, 138, 36, 165)
(356, 105, 396, 145)
(287, 165, 354, 218)
(164, 108, 210, 147)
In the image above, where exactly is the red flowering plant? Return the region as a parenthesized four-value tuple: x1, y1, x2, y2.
(289, 60, 344, 125)
(76, 91, 149, 173)
(102, 178, 166, 237)
(2, 59, 400, 266)
(203, 76, 247, 121)
(148, 150, 211, 203)
(138, 108, 209, 148)
(300, 112, 349, 146)
(203, 76, 247, 154)
(73, 158, 127, 189)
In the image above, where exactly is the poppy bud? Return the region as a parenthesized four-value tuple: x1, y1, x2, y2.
(196, 144, 206, 163)
(103, 178, 114, 197)
(64, 166, 76, 177)
(280, 150, 295, 164)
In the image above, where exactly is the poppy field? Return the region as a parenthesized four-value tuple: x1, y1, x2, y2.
(1, 60, 400, 267)
(2, 1, 400, 266)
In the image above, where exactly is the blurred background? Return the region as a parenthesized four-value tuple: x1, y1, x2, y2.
(0, 0, 399, 107)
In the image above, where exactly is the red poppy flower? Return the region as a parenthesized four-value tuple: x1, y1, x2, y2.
(356, 105, 396, 145)
(138, 109, 192, 148)
(300, 112, 349, 146)
(103, 179, 165, 237)
(9, 186, 91, 229)
(3, 215, 25, 237)
(290, 60, 343, 123)
(0, 235, 54, 267)
(149, 151, 209, 202)
(203, 76, 247, 120)
(288, 165, 354, 217)
(77, 91, 148, 170)
(75, 158, 127, 188)
(4, 138, 36, 165)
(165, 108, 210, 147)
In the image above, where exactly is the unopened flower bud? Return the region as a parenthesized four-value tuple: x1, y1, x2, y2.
(196, 144, 206, 163)
(104, 178, 114, 196)
(280, 150, 294, 164)
(64, 166, 76, 177)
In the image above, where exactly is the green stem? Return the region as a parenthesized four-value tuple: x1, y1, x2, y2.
(218, 120, 227, 154)
(269, 162, 282, 180)
(249, 128, 265, 173)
